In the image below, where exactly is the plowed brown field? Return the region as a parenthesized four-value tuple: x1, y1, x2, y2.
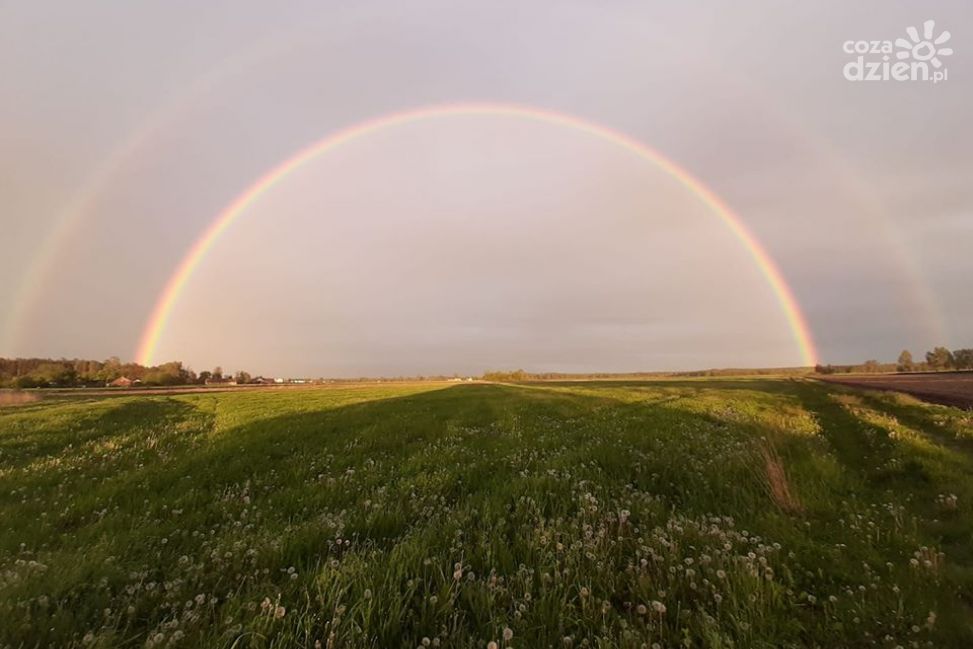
(819, 371, 973, 408)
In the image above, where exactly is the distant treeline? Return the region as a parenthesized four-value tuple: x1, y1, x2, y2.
(0, 358, 479, 389)
(815, 346, 973, 375)
(0, 358, 257, 389)
(6, 345, 970, 389)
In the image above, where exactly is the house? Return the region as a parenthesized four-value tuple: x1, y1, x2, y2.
(109, 377, 133, 388)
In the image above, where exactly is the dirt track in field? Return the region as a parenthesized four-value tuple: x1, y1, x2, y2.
(818, 372, 973, 409)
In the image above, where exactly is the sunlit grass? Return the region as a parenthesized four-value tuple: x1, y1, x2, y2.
(1, 380, 971, 647)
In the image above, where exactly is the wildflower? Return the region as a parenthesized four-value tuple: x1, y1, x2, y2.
(636, 604, 647, 615)
(274, 605, 286, 619)
(83, 632, 95, 645)
(651, 600, 666, 614)
(503, 627, 514, 641)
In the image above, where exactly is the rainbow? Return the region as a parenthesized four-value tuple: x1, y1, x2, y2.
(135, 102, 819, 367)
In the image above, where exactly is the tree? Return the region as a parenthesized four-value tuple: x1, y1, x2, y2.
(896, 350, 914, 372)
(197, 371, 212, 384)
(12, 375, 40, 389)
(211, 366, 223, 381)
(953, 348, 973, 370)
(142, 361, 190, 386)
(862, 359, 881, 373)
(925, 347, 954, 371)
(235, 371, 252, 384)
(30, 362, 76, 386)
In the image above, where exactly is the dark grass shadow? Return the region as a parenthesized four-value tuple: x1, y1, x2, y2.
(0, 397, 205, 470)
(517, 377, 806, 393)
(119, 383, 608, 490)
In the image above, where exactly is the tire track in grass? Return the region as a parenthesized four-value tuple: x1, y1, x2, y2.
(859, 391, 973, 457)
(795, 381, 973, 628)
(852, 391, 973, 608)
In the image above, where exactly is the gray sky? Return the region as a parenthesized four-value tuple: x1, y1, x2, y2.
(1, 0, 971, 376)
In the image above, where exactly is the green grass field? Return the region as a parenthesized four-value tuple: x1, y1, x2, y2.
(1, 379, 972, 648)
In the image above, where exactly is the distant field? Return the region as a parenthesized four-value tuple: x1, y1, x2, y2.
(1, 379, 972, 647)
(820, 372, 973, 409)
(15, 382, 424, 400)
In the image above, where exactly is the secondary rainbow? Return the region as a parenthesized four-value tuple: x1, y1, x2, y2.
(136, 102, 819, 367)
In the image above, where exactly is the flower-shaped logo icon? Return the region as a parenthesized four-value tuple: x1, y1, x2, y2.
(896, 19, 953, 67)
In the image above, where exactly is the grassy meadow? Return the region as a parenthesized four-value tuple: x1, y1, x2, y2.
(1, 379, 972, 648)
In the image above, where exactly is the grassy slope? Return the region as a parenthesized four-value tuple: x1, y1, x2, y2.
(0, 379, 971, 648)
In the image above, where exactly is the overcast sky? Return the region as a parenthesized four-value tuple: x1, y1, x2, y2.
(2, 1, 971, 376)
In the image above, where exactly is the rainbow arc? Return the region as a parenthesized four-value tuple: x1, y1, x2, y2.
(135, 103, 819, 367)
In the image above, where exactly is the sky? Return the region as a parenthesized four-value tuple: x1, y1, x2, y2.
(1, 0, 971, 377)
